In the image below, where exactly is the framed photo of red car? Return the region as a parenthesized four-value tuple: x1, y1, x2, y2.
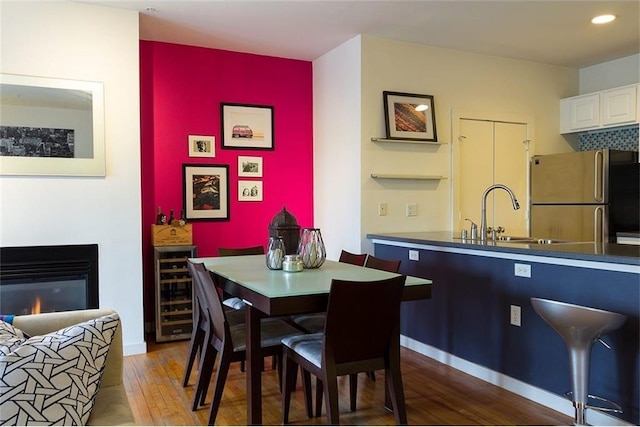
(183, 164, 230, 221)
(383, 91, 438, 142)
(221, 103, 274, 150)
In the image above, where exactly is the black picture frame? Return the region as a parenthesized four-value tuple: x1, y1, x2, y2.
(383, 91, 437, 142)
(183, 164, 230, 221)
(221, 102, 274, 150)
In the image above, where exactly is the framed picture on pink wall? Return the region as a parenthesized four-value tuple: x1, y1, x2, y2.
(238, 180, 263, 201)
(188, 135, 215, 158)
(221, 103, 274, 150)
(183, 164, 230, 221)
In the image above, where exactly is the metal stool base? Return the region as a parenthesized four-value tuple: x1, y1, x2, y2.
(565, 392, 623, 425)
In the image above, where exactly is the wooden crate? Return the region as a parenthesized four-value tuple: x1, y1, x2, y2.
(152, 224, 193, 246)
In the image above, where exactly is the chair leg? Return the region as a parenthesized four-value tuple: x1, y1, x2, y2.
(315, 377, 323, 418)
(281, 353, 298, 425)
(367, 370, 376, 381)
(386, 362, 408, 424)
(301, 367, 313, 418)
(192, 341, 217, 410)
(323, 373, 340, 425)
(349, 373, 358, 411)
(183, 327, 204, 386)
(207, 352, 232, 426)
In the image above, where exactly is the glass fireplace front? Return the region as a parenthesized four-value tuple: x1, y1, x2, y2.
(0, 244, 99, 315)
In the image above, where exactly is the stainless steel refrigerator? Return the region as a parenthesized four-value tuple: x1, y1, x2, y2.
(530, 149, 639, 243)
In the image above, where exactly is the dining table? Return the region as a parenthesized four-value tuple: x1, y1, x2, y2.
(192, 254, 432, 425)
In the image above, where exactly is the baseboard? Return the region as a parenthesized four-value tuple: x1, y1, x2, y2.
(400, 335, 631, 426)
(124, 341, 147, 356)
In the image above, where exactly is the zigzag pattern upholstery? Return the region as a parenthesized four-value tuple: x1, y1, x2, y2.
(0, 313, 120, 425)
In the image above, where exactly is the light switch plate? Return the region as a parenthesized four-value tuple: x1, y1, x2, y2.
(406, 203, 417, 217)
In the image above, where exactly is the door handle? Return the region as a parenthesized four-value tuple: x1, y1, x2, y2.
(594, 206, 604, 243)
(594, 150, 603, 202)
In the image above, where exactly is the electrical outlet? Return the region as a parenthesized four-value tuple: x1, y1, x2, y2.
(514, 263, 531, 278)
(409, 250, 419, 261)
(378, 202, 387, 216)
(406, 203, 418, 217)
(510, 305, 521, 326)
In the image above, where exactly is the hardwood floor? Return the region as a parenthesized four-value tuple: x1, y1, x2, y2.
(123, 338, 573, 426)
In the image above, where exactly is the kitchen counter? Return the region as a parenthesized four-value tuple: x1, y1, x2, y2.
(367, 231, 640, 266)
(368, 231, 639, 425)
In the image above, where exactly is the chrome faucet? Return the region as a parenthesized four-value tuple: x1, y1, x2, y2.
(480, 184, 520, 242)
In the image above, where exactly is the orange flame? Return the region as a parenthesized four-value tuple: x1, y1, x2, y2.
(31, 297, 41, 314)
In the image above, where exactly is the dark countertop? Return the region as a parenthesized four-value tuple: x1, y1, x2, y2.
(367, 231, 640, 266)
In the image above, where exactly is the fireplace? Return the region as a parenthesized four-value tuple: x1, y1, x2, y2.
(0, 244, 98, 315)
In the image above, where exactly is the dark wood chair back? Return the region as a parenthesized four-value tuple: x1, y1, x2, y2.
(188, 261, 230, 350)
(364, 254, 401, 273)
(338, 250, 367, 266)
(324, 275, 406, 365)
(218, 245, 264, 256)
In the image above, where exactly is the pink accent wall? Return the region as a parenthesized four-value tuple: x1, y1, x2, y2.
(140, 41, 314, 324)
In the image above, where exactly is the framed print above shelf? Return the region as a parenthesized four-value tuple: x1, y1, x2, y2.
(383, 91, 437, 142)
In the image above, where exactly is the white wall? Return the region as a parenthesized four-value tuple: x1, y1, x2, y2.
(313, 36, 363, 261)
(314, 35, 578, 255)
(359, 36, 577, 252)
(579, 54, 640, 93)
(0, 1, 146, 355)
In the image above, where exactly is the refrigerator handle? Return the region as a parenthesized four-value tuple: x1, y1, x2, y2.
(594, 206, 604, 243)
(594, 150, 603, 202)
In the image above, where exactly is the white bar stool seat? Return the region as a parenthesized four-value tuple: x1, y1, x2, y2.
(531, 297, 626, 426)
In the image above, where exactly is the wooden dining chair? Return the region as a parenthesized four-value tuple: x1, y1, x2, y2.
(290, 249, 369, 334)
(364, 254, 401, 273)
(187, 261, 302, 425)
(338, 249, 368, 266)
(182, 263, 245, 388)
(281, 275, 408, 425)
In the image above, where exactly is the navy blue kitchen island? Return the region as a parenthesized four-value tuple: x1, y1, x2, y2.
(368, 231, 639, 425)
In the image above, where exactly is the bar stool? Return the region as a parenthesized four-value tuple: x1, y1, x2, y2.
(531, 297, 627, 425)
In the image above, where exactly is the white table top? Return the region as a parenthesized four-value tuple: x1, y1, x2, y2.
(191, 255, 431, 298)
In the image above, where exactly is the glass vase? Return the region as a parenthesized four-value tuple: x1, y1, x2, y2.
(266, 236, 285, 270)
(297, 228, 326, 269)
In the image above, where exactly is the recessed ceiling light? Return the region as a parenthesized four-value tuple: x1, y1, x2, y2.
(591, 14, 616, 24)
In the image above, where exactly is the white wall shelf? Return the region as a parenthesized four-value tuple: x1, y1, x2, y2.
(370, 173, 446, 180)
(371, 137, 446, 145)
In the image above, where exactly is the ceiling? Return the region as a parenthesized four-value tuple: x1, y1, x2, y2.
(83, 1, 639, 68)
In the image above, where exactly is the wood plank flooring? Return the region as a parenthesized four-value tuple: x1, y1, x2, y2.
(123, 339, 573, 425)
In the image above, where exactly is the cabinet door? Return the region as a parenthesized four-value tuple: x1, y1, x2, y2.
(561, 93, 600, 132)
(601, 85, 637, 126)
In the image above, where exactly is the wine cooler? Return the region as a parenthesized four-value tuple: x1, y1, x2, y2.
(154, 245, 197, 342)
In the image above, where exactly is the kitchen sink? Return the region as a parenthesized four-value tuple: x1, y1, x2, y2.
(498, 236, 571, 244)
(454, 234, 576, 244)
(497, 236, 535, 242)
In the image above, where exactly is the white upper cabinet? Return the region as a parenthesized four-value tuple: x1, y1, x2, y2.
(601, 85, 637, 126)
(560, 84, 638, 134)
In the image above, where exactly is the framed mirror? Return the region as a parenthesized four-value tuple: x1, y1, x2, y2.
(0, 73, 105, 176)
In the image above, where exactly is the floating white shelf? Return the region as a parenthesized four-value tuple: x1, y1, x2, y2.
(371, 137, 446, 145)
(370, 173, 447, 180)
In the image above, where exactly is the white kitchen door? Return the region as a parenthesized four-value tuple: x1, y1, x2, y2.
(457, 119, 529, 237)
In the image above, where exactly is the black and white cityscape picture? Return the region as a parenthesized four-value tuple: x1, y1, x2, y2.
(0, 126, 75, 158)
